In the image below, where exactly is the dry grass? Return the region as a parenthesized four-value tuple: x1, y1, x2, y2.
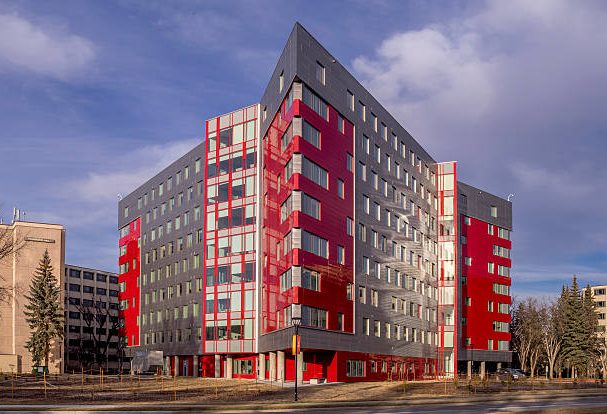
(0, 373, 605, 406)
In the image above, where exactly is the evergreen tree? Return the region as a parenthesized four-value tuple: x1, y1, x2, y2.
(561, 276, 586, 377)
(23, 250, 64, 369)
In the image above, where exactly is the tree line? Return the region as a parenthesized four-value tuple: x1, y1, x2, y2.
(511, 276, 605, 379)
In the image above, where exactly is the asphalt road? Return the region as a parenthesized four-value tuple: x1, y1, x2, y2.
(258, 394, 607, 413)
(2, 394, 607, 413)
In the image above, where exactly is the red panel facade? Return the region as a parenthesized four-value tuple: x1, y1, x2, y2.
(261, 94, 295, 332)
(262, 86, 354, 334)
(118, 217, 141, 347)
(460, 216, 512, 351)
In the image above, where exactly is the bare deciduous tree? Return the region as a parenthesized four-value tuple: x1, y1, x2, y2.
(598, 335, 607, 380)
(0, 222, 25, 314)
(542, 298, 565, 379)
(512, 298, 544, 377)
(74, 296, 123, 371)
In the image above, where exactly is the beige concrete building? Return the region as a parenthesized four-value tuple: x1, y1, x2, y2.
(591, 285, 607, 337)
(0, 220, 65, 374)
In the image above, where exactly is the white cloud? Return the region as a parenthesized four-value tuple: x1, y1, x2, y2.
(509, 162, 599, 200)
(73, 138, 200, 203)
(32, 138, 200, 230)
(354, 27, 495, 126)
(0, 13, 95, 79)
(352, 0, 607, 155)
(351, 0, 607, 284)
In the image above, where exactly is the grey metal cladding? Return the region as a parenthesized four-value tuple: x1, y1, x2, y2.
(118, 142, 205, 356)
(458, 349, 513, 363)
(259, 24, 300, 139)
(259, 326, 435, 358)
(118, 143, 205, 229)
(458, 181, 512, 230)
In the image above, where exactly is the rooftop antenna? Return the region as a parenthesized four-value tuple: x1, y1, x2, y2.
(507, 194, 515, 202)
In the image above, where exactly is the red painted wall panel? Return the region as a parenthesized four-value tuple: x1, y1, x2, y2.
(460, 216, 512, 350)
(118, 217, 141, 347)
(262, 87, 355, 334)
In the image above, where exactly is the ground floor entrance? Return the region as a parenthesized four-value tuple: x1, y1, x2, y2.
(165, 350, 436, 383)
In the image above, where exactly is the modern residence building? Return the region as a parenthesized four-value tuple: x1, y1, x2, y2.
(63, 264, 123, 373)
(118, 23, 513, 382)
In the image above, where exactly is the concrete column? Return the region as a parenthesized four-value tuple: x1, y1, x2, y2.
(214, 354, 221, 378)
(226, 357, 233, 379)
(269, 352, 277, 381)
(296, 351, 304, 384)
(174, 356, 180, 376)
(467, 360, 472, 379)
(192, 355, 198, 378)
(480, 361, 486, 380)
(258, 353, 265, 380)
(162, 357, 168, 375)
(277, 351, 285, 382)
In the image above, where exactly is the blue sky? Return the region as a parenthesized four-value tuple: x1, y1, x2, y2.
(1, 0, 606, 298)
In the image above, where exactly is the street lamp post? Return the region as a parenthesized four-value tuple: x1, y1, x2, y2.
(292, 315, 302, 402)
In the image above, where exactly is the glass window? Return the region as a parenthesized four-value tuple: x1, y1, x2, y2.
(207, 161, 217, 178)
(302, 230, 328, 258)
(284, 158, 294, 182)
(347, 90, 354, 111)
(301, 305, 327, 328)
(232, 179, 243, 199)
(346, 360, 365, 377)
(233, 123, 244, 144)
(302, 85, 327, 119)
(337, 179, 344, 198)
(219, 128, 232, 148)
(337, 245, 345, 264)
(302, 121, 320, 148)
(281, 123, 293, 151)
(316, 61, 325, 84)
(346, 217, 353, 236)
(358, 101, 366, 121)
(301, 193, 321, 220)
(302, 157, 328, 189)
(280, 268, 292, 292)
(302, 268, 320, 291)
